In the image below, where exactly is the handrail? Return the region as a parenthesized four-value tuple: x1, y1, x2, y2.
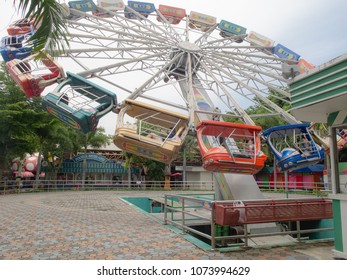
(163, 194, 334, 250)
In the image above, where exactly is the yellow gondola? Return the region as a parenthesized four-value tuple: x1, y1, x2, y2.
(114, 99, 189, 164)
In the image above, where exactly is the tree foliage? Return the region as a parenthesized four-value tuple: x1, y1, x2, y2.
(0, 62, 110, 178)
(14, 0, 68, 56)
(123, 152, 166, 181)
(0, 65, 41, 172)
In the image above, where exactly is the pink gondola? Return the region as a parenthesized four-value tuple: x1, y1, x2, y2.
(6, 53, 65, 98)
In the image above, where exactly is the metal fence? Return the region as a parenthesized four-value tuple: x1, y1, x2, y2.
(0, 179, 215, 195)
(0, 178, 332, 196)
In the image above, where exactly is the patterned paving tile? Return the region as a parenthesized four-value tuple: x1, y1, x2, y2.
(0, 191, 334, 260)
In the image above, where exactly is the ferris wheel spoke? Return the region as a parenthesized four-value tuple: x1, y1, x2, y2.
(206, 48, 285, 76)
(66, 32, 168, 49)
(154, 11, 186, 41)
(197, 57, 279, 107)
(207, 53, 291, 98)
(67, 19, 169, 45)
(207, 60, 298, 123)
(193, 24, 218, 45)
(201, 35, 248, 48)
(127, 52, 187, 100)
(62, 46, 168, 59)
(198, 60, 254, 124)
(72, 7, 179, 44)
(208, 53, 285, 84)
(72, 50, 168, 78)
(67, 53, 133, 94)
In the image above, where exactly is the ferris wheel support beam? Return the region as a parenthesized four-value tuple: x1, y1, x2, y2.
(199, 60, 255, 125)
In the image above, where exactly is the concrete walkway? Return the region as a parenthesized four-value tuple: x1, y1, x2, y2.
(0, 190, 335, 260)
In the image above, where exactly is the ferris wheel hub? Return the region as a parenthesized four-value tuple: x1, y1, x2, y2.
(177, 41, 201, 53)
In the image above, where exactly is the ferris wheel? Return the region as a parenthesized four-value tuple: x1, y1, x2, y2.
(2, 0, 324, 197)
(41, 0, 307, 123)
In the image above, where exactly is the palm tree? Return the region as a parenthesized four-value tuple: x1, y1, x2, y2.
(77, 127, 111, 187)
(14, 0, 68, 55)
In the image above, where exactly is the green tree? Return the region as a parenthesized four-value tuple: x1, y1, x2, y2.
(0, 65, 42, 175)
(177, 135, 201, 165)
(77, 127, 111, 185)
(0, 62, 93, 181)
(37, 119, 80, 180)
(123, 152, 165, 182)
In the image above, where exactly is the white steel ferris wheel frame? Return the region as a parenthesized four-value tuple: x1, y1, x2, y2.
(52, 5, 300, 129)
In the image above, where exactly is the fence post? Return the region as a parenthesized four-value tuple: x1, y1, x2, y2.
(211, 203, 216, 250)
(164, 195, 168, 225)
(296, 220, 301, 242)
(244, 224, 248, 247)
(181, 197, 185, 234)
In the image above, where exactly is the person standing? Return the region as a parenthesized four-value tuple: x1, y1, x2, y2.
(212, 107, 221, 121)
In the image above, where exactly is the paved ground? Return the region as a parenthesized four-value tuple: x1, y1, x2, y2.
(0, 190, 335, 260)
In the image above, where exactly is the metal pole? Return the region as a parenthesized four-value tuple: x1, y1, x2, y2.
(183, 149, 187, 189)
(285, 171, 289, 198)
(296, 220, 301, 242)
(274, 157, 277, 191)
(128, 165, 131, 189)
(329, 126, 340, 194)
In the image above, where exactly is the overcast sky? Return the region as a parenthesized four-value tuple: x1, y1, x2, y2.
(1, 0, 347, 134)
(1, 0, 347, 65)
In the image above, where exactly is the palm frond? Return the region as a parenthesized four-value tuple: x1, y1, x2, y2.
(14, 0, 69, 57)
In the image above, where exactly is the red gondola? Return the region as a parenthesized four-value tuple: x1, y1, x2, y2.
(196, 120, 267, 175)
(156, 5, 186, 25)
(6, 53, 65, 98)
(7, 18, 36, 36)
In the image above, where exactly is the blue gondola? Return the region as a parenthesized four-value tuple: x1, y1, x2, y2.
(125, 1, 155, 19)
(262, 123, 324, 172)
(68, 0, 97, 12)
(2, 34, 26, 49)
(1, 46, 32, 62)
(1, 30, 34, 62)
(218, 19, 247, 43)
(273, 44, 300, 62)
(42, 72, 117, 133)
